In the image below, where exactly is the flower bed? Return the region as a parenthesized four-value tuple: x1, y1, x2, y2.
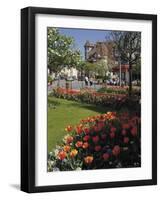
(97, 86, 141, 96)
(52, 87, 140, 110)
(48, 112, 141, 171)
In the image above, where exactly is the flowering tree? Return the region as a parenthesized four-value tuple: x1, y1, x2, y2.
(47, 27, 82, 75)
(96, 59, 109, 78)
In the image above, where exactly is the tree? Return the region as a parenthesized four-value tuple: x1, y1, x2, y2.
(96, 59, 111, 78)
(132, 58, 141, 83)
(47, 27, 81, 75)
(83, 62, 97, 77)
(107, 31, 141, 96)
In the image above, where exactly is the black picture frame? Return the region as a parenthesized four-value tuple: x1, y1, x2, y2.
(21, 6, 157, 193)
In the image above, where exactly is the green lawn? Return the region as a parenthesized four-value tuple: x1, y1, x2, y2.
(48, 97, 111, 152)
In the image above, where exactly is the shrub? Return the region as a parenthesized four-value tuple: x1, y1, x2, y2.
(97, 86, 141, 96)
(97, 86, 127, 94)
(48, 75, 53, 82)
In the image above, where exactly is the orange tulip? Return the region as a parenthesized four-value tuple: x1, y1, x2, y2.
(70, 149, 78, 158)
(65, 125, 73, 132)
(84, 156, 93, 164)
(82, 142, 89, 149)
(106, 112, 116, 120)
(63, 145, 71, 152)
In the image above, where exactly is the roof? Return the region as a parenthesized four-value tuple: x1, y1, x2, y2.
(84, 40, 94, 47)
(87, 42, 109, 59)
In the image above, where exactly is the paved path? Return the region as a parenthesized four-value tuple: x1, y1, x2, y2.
(48, 80, 102, 91)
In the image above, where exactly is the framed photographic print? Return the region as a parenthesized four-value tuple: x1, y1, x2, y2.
(21, 7, 157, 193)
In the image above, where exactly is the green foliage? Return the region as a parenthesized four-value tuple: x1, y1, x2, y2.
(48, 75, 53, 83)
(47, 27, 82, 74)
(97, 86, 141, 96)
(83, 59, 112, 78)
(97, 87, 127, 94)
(132, 58, 141, 79)
(83, 62, 97, 76)
(96, 59, 109, 77)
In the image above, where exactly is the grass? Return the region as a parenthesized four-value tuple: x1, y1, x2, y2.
(48, 97, 111, 152)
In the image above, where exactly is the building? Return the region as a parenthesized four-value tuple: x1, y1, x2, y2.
(48, 67, 78, 80)
(84, 40, 130, 83)
(84, 40, 114, 63)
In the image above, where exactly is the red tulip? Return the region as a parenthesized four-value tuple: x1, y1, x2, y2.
(110, 127, 116, 132)
(84, 127, 90, 134)
(95, 145, 101, 152)
(122, 123, 130, 129)
(131, 127, 137, 136)
(76, 126, 83, 135)
(103, 153, 110, 161)
(97, 122, 105, 130)
(75, 141, 83, 148)
(83, 135, 90, 142)
(112, 145, 121, 156)
(101, 134, 107, 140)
(93, 126, 99, 132)
(92, 136, 99, 144)
(121, 129, 126, 136)
(58, 151, 67, 160)
(66, 136, 73, 144)
(123, 137, 129, 144)
(110, 132, 115, 139)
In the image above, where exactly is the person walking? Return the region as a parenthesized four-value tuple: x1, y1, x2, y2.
(85, 75, 89, 86)
(89, 77, 93, 86)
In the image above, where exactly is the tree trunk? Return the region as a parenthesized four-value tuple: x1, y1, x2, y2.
(129, 64, 132, 97)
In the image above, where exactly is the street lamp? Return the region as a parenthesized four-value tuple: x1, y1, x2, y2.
(115, 49, 122, 87)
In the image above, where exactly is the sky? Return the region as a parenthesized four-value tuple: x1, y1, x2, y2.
(59, 28, 110, 59)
